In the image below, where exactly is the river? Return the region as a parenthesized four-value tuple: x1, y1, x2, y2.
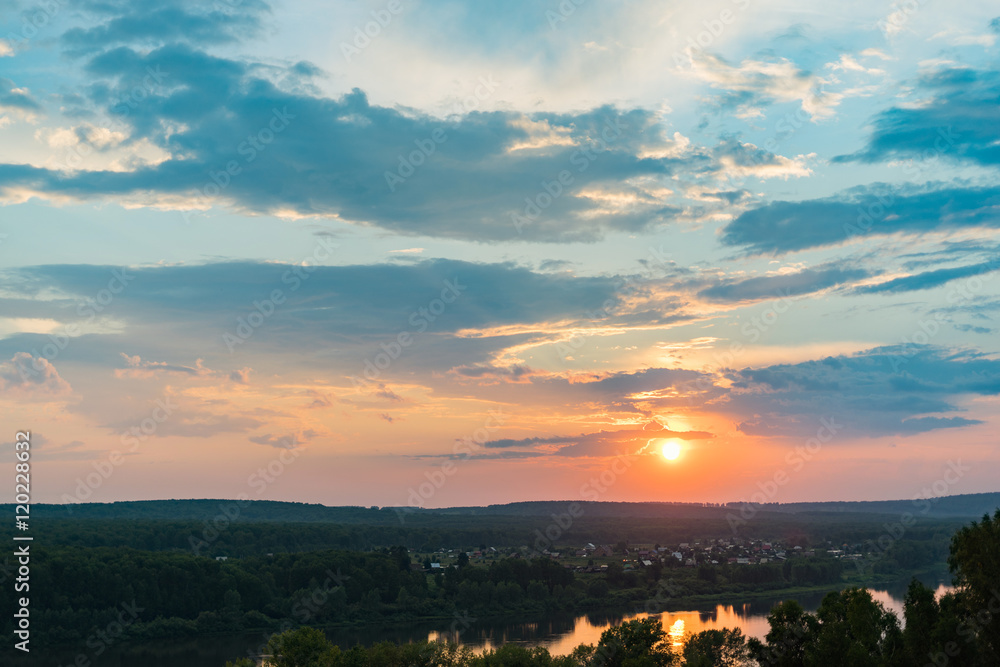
(14, 579, 951, 666)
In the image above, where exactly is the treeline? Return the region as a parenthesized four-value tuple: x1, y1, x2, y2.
(227, 581, 997, 667)
(12, 495, 998, 522)
(1, 547, 657, 645)
(0, 513, 965, 558)
(224, 509, 1000, 667)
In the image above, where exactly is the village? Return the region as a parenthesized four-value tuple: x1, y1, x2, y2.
(412, 538, 864, 573)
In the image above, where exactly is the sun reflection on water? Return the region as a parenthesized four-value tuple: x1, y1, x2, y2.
(667, 619, 685, 648)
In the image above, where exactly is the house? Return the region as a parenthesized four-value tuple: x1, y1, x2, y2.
(215, 556, 228, 561)
(593, 545, 614, 557)
(641, 560, 653, 567)
(430, 562, 442, 569)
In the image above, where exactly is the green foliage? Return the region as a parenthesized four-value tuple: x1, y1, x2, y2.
(805, 588, 904, 666)
(948, 508, 1000, 662)
(682, 628, 753, 667)
(747, 599, 818, 667)
(592, 618, 678, 667)
(268, 627, 340, 667)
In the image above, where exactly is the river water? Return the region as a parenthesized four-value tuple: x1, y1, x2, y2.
(16, 580, 951, 666)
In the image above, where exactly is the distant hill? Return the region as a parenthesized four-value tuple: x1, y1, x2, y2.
(8, 492, 998, 523)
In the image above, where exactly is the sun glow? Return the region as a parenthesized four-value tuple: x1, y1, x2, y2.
(661, 440, 682, 461)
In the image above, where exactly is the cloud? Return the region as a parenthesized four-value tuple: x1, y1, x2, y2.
(229, 367, 252, 384)
(33, 438, 94, 461)
(855, 258, 1000, 294)
(114, 353, 209, 378)
(374, 384, 404, 402)
(688, 51, 842, 120)
(0, 78, 42, 126)
(722, 346, 1000, 438)
(482, 422, 714, 459)
(835, 66, 1000, 167)
(698, 264, 868, 303)
(721, 184, 1000, 255)
(60, 0, 270, 55)
(0, 353, 73, 396)
(1, 259, 636, 341)
(249, 429, 316, 449)
(0, 34, 815, 242)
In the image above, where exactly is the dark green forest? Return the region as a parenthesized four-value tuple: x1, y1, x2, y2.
(2, 500, 996, 666)
(223, 509, 999, 667)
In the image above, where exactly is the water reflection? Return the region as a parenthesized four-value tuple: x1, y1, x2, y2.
(667, 619, 685, 649)
(420, 581, 952, 656)
(11, 579, 952, 667)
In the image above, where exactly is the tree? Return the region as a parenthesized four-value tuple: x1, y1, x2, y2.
(457, 552, 470, 569)
(805, 588, 903, 667)
(266, 627, 339, 667)
(948, 509, 1000, 662)
(748, 599, 818, 667)
(683, 628, 753, 667)
(593, 617, 678, 667)
(902, 578, 939, 663)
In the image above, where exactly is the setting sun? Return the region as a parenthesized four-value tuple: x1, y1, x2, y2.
(661, 440, 682, 461)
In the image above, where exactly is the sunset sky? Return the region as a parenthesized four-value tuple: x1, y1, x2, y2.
(1, 0, 998, 508)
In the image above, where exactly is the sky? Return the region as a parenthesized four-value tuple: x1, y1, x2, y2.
(1, 0, 998, 509)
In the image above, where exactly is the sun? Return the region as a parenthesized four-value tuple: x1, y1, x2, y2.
(661, 440, 682, 461)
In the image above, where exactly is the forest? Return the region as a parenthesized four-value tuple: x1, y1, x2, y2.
(217, 508, 998, 666)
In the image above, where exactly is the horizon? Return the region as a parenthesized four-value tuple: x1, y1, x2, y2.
(2, 0, 999, 509)
(18, 490, 1000, 510)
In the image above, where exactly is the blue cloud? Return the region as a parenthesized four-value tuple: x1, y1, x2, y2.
(835, 66, 1000, 167)
(61, 0, 270, 55)
(698, 264, 868, 303)
(721, 184, 1000, 254)
(856, 257, 1000, 294)
(722, 346, 1000, 437)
